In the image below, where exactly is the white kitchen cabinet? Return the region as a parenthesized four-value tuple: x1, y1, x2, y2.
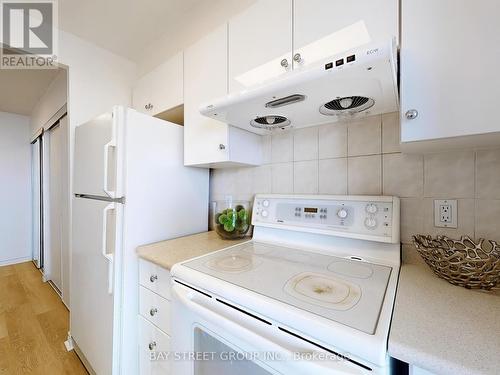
(184, 24, 262, 167)
(227, 0, 397, 88)
(139, 259, 172, 300)
(400, 0, 500, 151)
(228, 0, 292, 92)
(133, 52, 183, 116)
(138, 259, 172, 375)
(132, 72, 152, 115)
(138, 316, 170, 375)
(139, 286, 171, 334)
(293, 0, 398, 68)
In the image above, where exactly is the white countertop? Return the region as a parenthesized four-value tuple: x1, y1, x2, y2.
(389, 244, 500, 375)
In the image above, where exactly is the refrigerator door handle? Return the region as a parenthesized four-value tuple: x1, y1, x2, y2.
(102, 202, 115, 294)
(103, 141, 116, 198)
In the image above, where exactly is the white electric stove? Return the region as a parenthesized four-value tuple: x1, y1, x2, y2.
(171, 195, 401, 375)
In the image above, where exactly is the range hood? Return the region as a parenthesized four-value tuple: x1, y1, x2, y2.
(200, 40, 399, 135)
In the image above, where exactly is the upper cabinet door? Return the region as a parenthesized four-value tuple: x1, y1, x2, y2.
(132, 52, 183, 116)
(151, 51, 183, 114)
(228, 0, 292, 93)
(184, 24, 229, 166)
(400, 0, 500, 145)
(132, 73, 153, 115)
(293, 0, 398, 68)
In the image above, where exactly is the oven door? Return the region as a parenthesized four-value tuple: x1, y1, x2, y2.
(170, 282, 370, 375)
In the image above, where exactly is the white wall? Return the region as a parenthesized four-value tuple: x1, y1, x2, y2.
(30, 69, 67, 135)
(58, 30, 136, 128)
(0, 112, 32, 265)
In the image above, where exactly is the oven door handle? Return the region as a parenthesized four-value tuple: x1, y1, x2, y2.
(172, 284, 366, 375)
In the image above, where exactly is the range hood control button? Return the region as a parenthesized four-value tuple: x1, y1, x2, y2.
(337, 209, 348, 219)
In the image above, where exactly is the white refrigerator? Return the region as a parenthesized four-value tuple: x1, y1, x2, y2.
(70, 106, 209, 375)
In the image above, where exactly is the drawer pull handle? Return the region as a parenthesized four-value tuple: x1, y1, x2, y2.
(149, 308, 158, 316)
(148, 341, 157, 351)
(150, 274, 158, 283)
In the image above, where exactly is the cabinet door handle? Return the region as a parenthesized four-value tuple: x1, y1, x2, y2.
(149, 274, 158, 283)
(405, 109, 418, 120)
(293, 53, 303, 63)
(148, 341, 157, 351)
(144, 103, 153, 110)
(280, 58, 289, 68)
(149, 307, 158, 316)
(218, 144, 226, 150)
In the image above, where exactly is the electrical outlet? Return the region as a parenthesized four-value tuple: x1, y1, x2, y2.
(440, 204, 452, 223)
(434, 199, 457, 228)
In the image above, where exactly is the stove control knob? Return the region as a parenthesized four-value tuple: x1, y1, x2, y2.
(262, 200, 270, 207)
(261, 210, 269, 218)
(365, 217, 377, 229)
(366, 203, 378, 214)
(337, 208, 348, 219)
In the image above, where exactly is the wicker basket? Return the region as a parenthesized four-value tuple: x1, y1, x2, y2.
(412, 235, 500, 290)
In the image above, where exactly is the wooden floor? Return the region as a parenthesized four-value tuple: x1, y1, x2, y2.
(0, 262, 88, 375)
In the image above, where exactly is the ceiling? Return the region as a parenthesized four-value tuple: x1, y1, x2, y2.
(0, 69, 61, 115)
(58, 0, 209, 62)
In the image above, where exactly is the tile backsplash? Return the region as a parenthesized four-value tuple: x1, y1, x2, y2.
(210, 112, 500, 243)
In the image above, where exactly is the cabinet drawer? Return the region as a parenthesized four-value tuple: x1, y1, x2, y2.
(139, 286, 171, 334)
(139, 259, 171, 300)
(138, 315, 170, 375)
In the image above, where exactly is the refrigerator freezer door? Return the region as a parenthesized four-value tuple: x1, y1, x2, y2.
(71, 197, 123, 375)
(73, 108, 124, 198)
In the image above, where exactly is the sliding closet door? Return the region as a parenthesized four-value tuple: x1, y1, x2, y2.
(41, 114, 70, 303)
(31, 137, 42, 268)
(47, 122, 63, 292)
(44, 115, 70, 300)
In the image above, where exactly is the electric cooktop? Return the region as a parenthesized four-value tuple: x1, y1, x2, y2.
(184, 241, 392, 334)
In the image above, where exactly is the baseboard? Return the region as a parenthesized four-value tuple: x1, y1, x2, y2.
(0, 256, 32, 267)
(47, 280, 62, 297)
(72, 337, 97, 375)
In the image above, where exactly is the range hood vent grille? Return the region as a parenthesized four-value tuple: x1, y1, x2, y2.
(251, 115, 291, 130)
(265, 94, 306, 108)
(320, 96, 375, 116)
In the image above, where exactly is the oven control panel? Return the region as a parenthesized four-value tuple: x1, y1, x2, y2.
(252, 195, 400, 243)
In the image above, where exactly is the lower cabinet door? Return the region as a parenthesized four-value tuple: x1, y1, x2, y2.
(139, 286, 171, 334)
(138, 315, 171, 375)
(138, 259, 172, 300)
